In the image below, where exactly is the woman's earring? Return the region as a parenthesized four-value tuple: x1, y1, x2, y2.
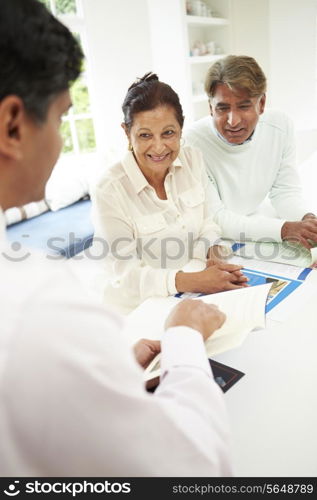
(128, 142, 133, 151)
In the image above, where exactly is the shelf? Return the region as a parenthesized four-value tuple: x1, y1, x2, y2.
(189, 54, 225, 64)
(186, 15, 229, 27)
(192, 94, 208, 104)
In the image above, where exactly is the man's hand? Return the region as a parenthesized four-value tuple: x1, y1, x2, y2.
(165, 298, 226, 341)
(281, 220, 317, 249)
(133, 339, 161, 369)
(302, 213, 317, 221)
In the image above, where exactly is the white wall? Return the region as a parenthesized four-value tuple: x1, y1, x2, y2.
(82, 0, 152, 156)
(225, 0, 317, 122)
(268, 0, 317, 121)
(268, 0, 317, 163)
(230, 0, 317, 163)
(230, 0, 270, 81)
(147, 0, 192, 122)
(81, 0, 317, 163)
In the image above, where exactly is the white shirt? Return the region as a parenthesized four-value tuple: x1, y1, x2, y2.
(92, 146, 221, 313)
(184, 110, 308, 241)
(0, 208, 232, 476)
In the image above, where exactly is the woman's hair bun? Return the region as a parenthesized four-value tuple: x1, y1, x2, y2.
(122, 72, 184, 130)
(128, 72, 159, 91)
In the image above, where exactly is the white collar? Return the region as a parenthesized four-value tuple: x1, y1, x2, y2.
(122, 150, 183, 195)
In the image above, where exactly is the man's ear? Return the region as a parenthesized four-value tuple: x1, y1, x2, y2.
(0, 96, 25, 160)
(259, 94, 266, 114)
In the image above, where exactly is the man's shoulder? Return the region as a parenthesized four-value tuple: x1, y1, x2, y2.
(0, 253, 123, 345)
(184, 115, 213, 137)
(186, 115, 212, 129)
(0, 253, 87, 307)
(259, 109, 293, 133)
(184, 116, 216, 151)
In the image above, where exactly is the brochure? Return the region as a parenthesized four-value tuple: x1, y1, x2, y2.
(125, 284, 271, 357)
(232, 241, 317, 269)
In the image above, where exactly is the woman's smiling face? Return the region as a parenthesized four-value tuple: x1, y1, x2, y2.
(125, 105, 182, 179)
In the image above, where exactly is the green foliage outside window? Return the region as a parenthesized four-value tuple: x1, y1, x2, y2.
(56, 0, 77, 15)
(39, 0, 77, 15)
(61, 121, 73, 154)
(76, 119, 96, 153)
(71, 78, 90, 114)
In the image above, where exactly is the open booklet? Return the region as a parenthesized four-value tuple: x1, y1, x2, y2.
(225, 253, 317, 321)
(232, 240, 317, 269)
(124, 284, 271, 381)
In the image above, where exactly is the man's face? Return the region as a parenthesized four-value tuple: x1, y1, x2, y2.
(209, 83, 266, 144)
(23, 90, 72, 203)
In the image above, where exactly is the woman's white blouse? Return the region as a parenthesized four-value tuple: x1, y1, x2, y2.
(92, 146, 221, 312)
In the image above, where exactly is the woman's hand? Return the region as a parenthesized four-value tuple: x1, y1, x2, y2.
(176, 263, 248, 295)
(206, 248, 248, 290)
(207, 244, 233, 260)
(198, 265, 248, 293)
(206, 259, 247, 284)
(206, 257, 238, 268)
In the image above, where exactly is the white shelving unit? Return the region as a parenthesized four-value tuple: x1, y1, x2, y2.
(146, 0, 232, 123)
(189, 54, 225, 64)
(185, 0, 232, 121)
(186, 14, 229, 26)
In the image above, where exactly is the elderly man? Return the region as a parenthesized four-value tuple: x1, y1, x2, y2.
(0, 0, 231, 477)
(185, 55, 317, 249)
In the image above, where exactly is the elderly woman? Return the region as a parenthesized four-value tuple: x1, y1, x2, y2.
(92, 73, 247, 313)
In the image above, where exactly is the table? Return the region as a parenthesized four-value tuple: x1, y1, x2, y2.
(214, 289, 317, 477)
(126, 272, 317, 477)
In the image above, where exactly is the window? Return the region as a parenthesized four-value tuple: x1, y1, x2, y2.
(39, 0, 76, 15)
(38, 0, 96, 155)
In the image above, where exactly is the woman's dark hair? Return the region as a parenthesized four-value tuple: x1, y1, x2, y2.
(0, 0, 83, 122)
(122, 72, 184, 130)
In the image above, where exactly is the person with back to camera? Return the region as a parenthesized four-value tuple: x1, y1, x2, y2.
(184, 55, 317, 248)
(0, 0, 233, 477)
(92, 73, 248, 314)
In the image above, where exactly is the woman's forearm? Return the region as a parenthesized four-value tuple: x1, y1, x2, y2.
(175, 271, 203, 293)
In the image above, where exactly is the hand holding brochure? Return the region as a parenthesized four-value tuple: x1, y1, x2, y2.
(125, 284, 271, 359)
